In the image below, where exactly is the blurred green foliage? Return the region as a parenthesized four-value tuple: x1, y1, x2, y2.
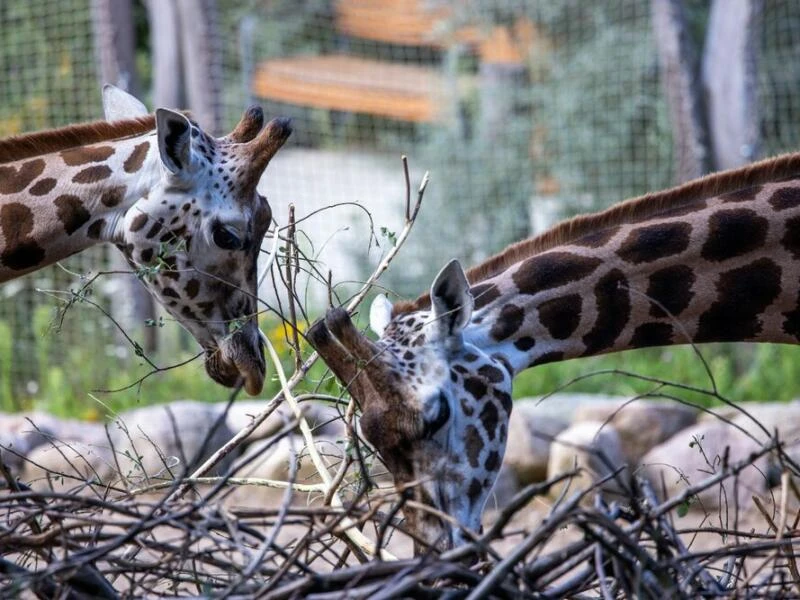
(3, 1, 800, 419)
(0, 0, 99, 135)
(513, 343, 800, 407)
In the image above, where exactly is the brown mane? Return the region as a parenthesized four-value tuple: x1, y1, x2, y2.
(0, 116, 156, 164)
(395, 151, 800, 314)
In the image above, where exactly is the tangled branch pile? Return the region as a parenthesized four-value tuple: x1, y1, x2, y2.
(2, 428, 799, 599)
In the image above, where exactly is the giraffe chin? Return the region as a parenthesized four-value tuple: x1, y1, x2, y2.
(204, 334, 266, 396)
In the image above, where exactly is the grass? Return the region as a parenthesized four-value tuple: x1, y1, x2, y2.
(513, 342, 800, 407)
(3, 302, 800, 421)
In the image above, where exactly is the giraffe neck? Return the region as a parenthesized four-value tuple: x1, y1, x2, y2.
(0, 132, 159, 282)
(463, 180, 800, 374)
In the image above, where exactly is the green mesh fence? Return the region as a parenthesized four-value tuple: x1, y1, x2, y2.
(1, 1, 799, 412)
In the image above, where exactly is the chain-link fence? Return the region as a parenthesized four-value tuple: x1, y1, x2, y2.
(2, 1, 800, 412)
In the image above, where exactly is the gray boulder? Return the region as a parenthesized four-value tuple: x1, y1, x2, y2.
(573, 398, 698, 464)
(502, 399, 569, 484)
(547, 421, 630, 503)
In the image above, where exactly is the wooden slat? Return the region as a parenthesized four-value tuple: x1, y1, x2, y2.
(334, 0, 480, 47)
(251, 55, 448, 122)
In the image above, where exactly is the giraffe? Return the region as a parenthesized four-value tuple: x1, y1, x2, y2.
(308, 152, 800, 551)
(0, 86, 291, 395)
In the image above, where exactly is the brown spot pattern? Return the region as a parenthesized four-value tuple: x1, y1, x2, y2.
(617, 222, 692, 264)
(130, 213, 148, 232)
(0, 159, 45, 194)
(468, 478, 483, 502)
(86, 219, 106, 239)
(29, 177, 57, 196)
(781, 216, 800, 259)
(479, 402, 499, 440)
(0, 203, 45, 269)
(185, 278, 200, 299)
(647, 265, 695, 318)
(530, 351, 564, 367)
(485, 450, 500, 472)
(54, 195, 91, 235)
(514, 336, 535, 351)
(696, 258, 781, 342)
(768, 187, 800, 211)
(572, 226, 620, 248)
(477, 364, 505, 383)
(101, 186, 126, 207)
(124, 141, 150, 173)
(513, 252, 602, 295)
(72, 165, 113, 184)
(470, 282, 501, 309)
(464, 376, 487, 400)
(630, 322, 673, 348)
(537, 294, 581, 340)
(60, 145, 114, 166)
(582, 269, 630, 355)
(490, 304, 524, 341)
(464, 425, 482, 468)
(701, 209, 768, 262)
(720, 185, 761, 203)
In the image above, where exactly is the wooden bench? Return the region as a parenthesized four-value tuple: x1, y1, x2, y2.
(334, 0, 480, 47)
(251, 55, 449, 123)
(250, 1, 531, 123)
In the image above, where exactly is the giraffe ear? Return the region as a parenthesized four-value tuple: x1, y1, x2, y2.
(430, 259, 473, 339)
(102, 84, 148, 121)
(155, 109, 193, 175)
(369, 293, 393, 336)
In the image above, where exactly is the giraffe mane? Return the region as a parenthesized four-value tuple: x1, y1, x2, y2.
(0, 116, 156, 164)
(394, 151, 800, 315)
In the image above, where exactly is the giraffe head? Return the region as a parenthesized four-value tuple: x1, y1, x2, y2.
(307, 260, 512, 550)
(103, 87, 292, 395)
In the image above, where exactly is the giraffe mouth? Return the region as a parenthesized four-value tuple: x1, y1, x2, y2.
(204, 328, 266, 395)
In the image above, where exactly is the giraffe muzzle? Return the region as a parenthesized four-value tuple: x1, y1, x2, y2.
(204, 325, 266, 395)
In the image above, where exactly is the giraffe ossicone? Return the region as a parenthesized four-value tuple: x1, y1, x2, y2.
(0, 85, 292, 395)
(310, 153, 800, 551)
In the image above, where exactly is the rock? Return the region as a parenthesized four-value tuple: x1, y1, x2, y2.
(641, 400, 800, 510)
(225, 401, 306, 441)
(502, 399, 569, 484)
(547, 421, 630, 503)
(516, 394, 630, 421)
(484, 464, 521, 512)
(21, 428, 113, 492)
(0, 411, 102, 473)
(226, 434, 342, 507)
(107, 400, 235, 484)
(640, 420, 764, 510)
(225, 401, 345, 443)
(642, 400, 800, 510)
(573, 398, 698, 464)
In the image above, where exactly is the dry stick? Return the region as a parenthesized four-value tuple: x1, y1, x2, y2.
(284, 205, 303, 370)
(321, 159, 428, 500)
(169, 163, 428, 499)
(751, 472, 800, 596)
(263, 335, 392, 560)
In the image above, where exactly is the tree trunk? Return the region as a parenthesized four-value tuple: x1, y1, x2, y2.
(91, 0, 158, 354)
(146, 0, 184, 109)
(702, 0, 763, 170)
(176, 0, 224, 134)
(651, 0, 710, 183)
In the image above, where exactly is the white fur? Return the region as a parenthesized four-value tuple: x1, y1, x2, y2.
(369, 293, 393, 336)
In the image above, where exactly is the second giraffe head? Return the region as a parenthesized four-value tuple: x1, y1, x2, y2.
(103, 87, 292, 394)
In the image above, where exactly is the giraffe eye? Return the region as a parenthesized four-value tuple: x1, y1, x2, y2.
(212, 224, 243, 250)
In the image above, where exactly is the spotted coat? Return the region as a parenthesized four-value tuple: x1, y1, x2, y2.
(309, 153, 800, 552)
